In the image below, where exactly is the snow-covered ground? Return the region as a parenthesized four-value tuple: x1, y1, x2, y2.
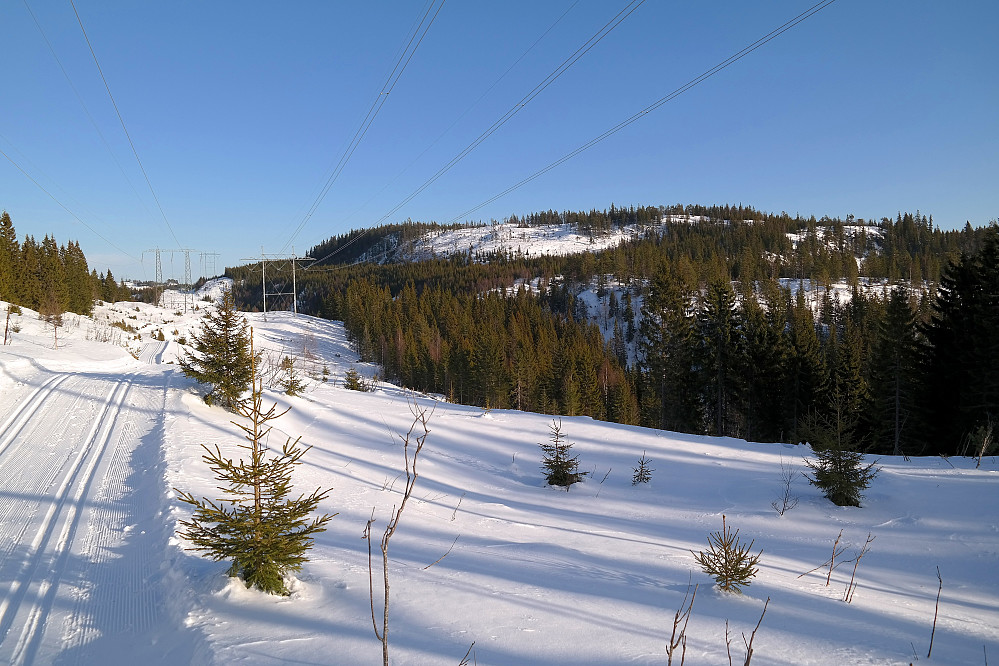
(0, 292, 997, 665)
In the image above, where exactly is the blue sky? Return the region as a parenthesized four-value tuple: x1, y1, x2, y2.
(1, 1, 996, 280)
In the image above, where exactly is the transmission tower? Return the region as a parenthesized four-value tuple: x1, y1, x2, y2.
(200, 252, 221, 278)
(145, 247, 198, 311)
(240, 248, 314, 319)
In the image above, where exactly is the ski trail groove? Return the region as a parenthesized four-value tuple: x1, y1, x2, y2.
(0, 376, 92, 581)
(59, 411, 160, 658)
(0, 375, 134, 665)
(0, 374, 72, 458)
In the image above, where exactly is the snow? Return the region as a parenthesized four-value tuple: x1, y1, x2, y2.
(1, 296, 997, 665)
(385, 222, 646, 262)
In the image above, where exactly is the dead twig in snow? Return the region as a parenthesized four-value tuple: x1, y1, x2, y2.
(843, 533, 876, 603)
(928, 566, 943, 658)
(424, 535, 460, 570)
(666, 581, 697, 666)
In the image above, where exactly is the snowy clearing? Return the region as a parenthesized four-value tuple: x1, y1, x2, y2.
(0, 294, 996, 665)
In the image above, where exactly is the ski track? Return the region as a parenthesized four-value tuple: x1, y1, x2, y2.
(0, 360, 174, 665)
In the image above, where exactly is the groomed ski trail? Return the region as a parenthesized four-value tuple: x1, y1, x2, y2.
(0, 347, 199, 664)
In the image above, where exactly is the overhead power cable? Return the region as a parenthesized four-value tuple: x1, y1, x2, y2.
(446, 0, 839, 224)
(23, 0, 158, 227)
(367, 0, 647, 230)
(0, 141, 141, 261)
(306, 0, 644, 270)
(69, 0, 182, 248)
(279, 0, 448, 254)
(334, 0, 581, 230)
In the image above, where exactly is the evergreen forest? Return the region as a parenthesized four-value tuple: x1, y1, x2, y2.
(221, 204, 998, 458)
(4, 202, 995, 459)
(0, 210, 132, 315)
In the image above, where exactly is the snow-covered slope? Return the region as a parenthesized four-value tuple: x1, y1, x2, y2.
(388, 222, 645, 261)
(0, 299, 996, 665)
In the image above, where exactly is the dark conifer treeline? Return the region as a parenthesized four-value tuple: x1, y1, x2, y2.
(0, 211, 131, 314)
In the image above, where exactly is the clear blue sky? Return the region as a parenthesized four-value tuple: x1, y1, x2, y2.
(2, 1, 996, 281)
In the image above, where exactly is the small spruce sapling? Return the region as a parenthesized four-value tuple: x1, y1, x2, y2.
(692, 515, 762, 594)
(175, 340, 334, 596)
(632, 450, 654, 485)
(540, 419, 585, 490)
(343, 367, 370, 392)
(280, 355, 306, 396)
(802, 394, 879, 507)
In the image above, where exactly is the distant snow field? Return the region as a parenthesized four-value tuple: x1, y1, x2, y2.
(0, 292, 996, 665)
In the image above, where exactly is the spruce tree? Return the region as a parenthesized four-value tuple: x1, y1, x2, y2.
(697, 279, 745, 437)
(803, 391, 879, 507)
(181, 287, 254, 411)
(742, 290, 788, 443)
(920, 225, 999, 454)
(280, 356, 306, 396)
(540, 419, 584, 489)
(785, 290, 828, 442)
(0, 211, 18, 303)
(866, 287, 919, 456)
(176, 358, 334, 596)
(632, 450, 654, 485)
(638, 267, 701, 432)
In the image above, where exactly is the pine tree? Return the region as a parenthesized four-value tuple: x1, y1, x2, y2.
(181, 288, 254, 411)
(540, 419, 584, 489)
(176, 358, 334, 596)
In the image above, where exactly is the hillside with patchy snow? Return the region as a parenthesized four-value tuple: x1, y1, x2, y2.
(0, 292, 996, 664)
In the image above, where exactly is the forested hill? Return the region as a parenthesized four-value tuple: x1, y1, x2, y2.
(224, 204, 997, 459)
(305, 204, 985, 285)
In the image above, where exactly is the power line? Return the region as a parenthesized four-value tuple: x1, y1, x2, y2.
(366, 0, 647, 230)
(333, 0, 582, 231)
(0, 141, 140, 261)
(69, 0, 182, 249)
(306, 0, 643, 269)
(447, 0, 839, 224)
(22, 0, 158, 228)
(279, 0, 448, 254)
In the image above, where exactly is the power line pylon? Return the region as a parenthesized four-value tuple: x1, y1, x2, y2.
(240, 248, 314, 319)
(145, 247, 198, 311)
(200, 252, 221, 279)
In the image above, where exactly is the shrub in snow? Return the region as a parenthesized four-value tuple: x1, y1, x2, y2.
(692, 514, 762, 594)
(540, 419, 585, 489)
(175, 354, 334, 596)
